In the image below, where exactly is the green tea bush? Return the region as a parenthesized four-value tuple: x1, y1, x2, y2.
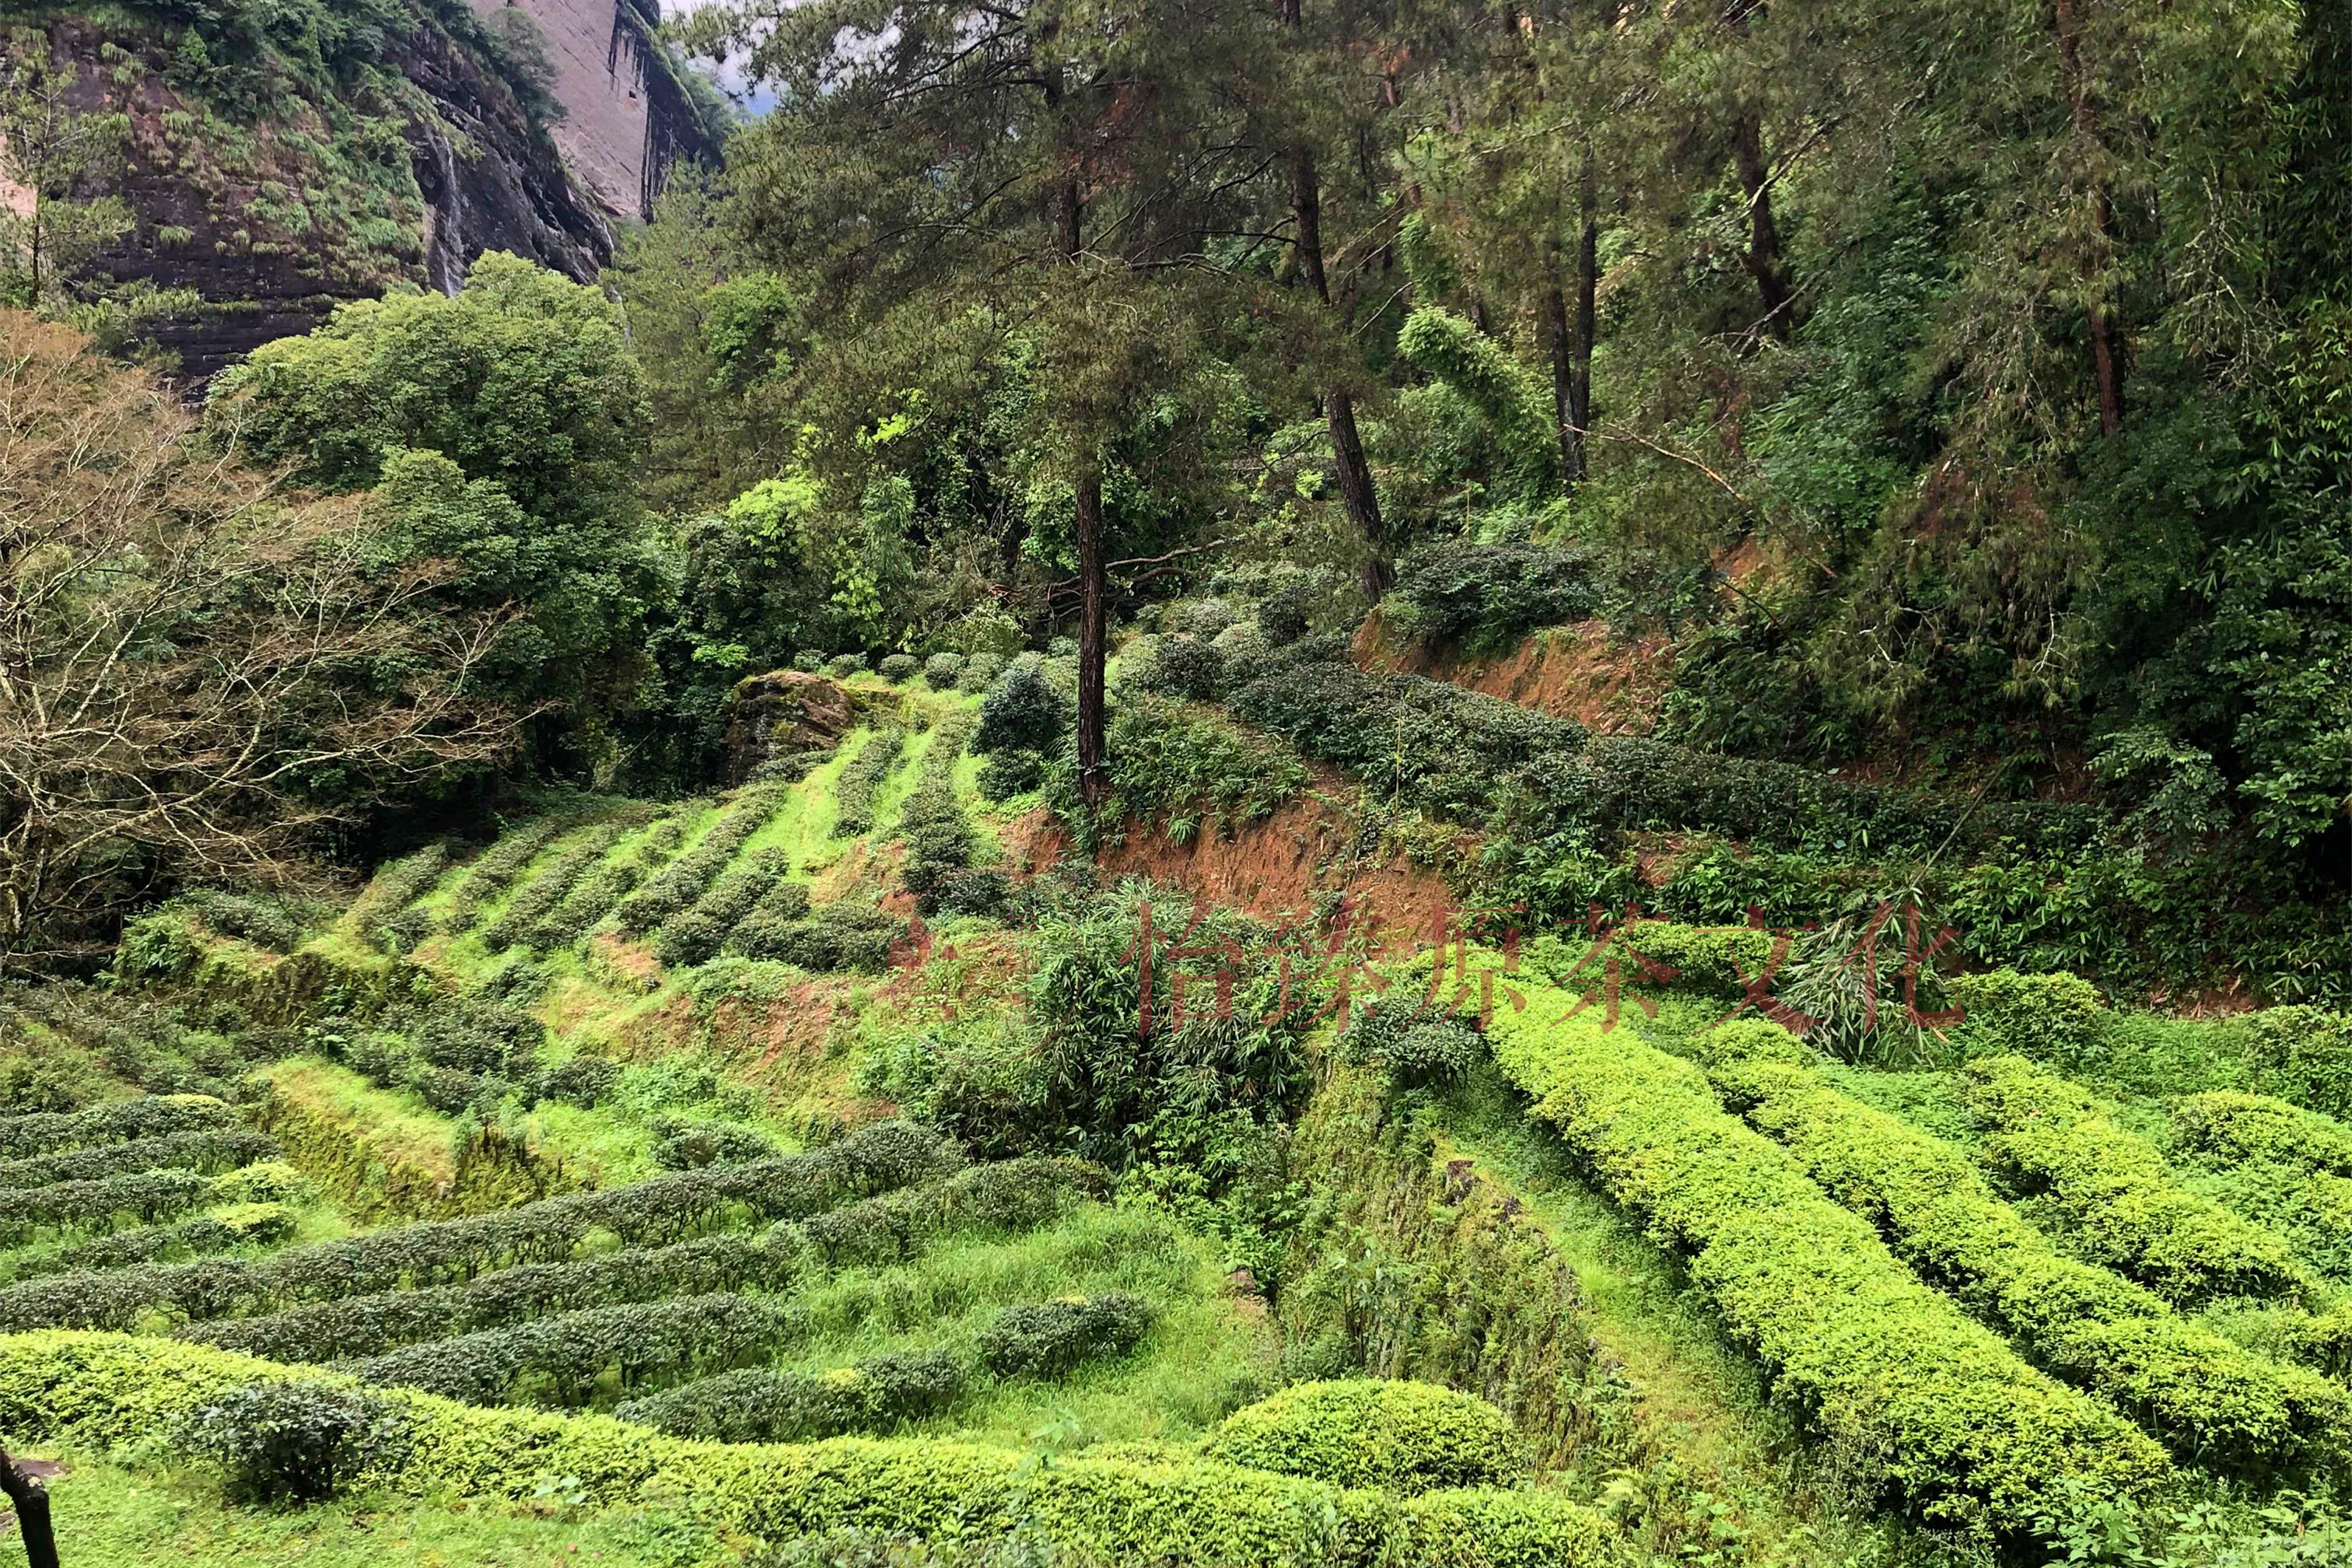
(901, 712, 983, 914)
(0, 1094, 238, 1160)
(0, 1128, 278, 1191)
(527, 850, 649, 950)
(657, 849, 793, 968)
(177, 1380, 412, 1503)
(180, 890, 310, 952)
(442, 818, 570, 933)
(653, 1118, 782, 1171)
(355, 845, 452, 953)
(1479, 971, 2167, 1528)
(534, 1055, 619, 1109)
(0, 1167, 222, 1246)
(615, 790, 786, 933)
(976, 665, 1068, 755)
(481, 824, 625, 952)
(958, 652, 1007, 691)
(978, 749, 1046, 802)
(341, 1291, 803, 1406)
(733, 899, 903, 974)
(1137, 635, 1224, 701)
(2235, 1007, 2352, 1121)
(1710, 1040, 2343, 1471)
(1390, 541, 1605, 653)
(1946, 971, 2111, 1066)
(795, 649, 826, 674)
(409, 997, 544, 1078)
(2169, 1092, 2352, 1176)
(186, 1231, 794, 1364)
(1962, 1055, 2305, 1304)
(0, 1119, 959, 1332)
(1205, 1380, 1527, 1496)
(1338, 1003, 1485, 1090)
(829, 654, 871, 679)
(0, 1204, 293, 1286)
(976, 1293, 1153, 1379)
(835, 725, 908, 838)
(614, 1347, 968, 1442)
(880, 654, 920, 683)
(2, 1330, 1619, 1568)
(1089, 695, 1307, 844)
(922, 653, 965, 688)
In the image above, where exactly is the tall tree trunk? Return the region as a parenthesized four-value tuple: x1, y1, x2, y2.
(1052, 161, 1111, 817)
(1732, 114, 1793, 340)
(0, 1446, 60, 1568)
(1543, 278, 1576, 490)
(2052, 0, 2124, 434)
(1570, 152, 1598, 478)
(1285, 2, 1390, 593)
(1073, 467, 1110, 814)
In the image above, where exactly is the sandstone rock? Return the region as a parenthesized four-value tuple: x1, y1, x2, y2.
(724, 670, 863, 783)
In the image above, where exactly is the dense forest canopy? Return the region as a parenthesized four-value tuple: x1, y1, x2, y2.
(0, 0, 2341, 985)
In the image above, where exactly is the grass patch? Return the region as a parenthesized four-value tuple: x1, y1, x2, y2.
(773, 1203, 1272, 1448)
(42, 1458, 716, 1568)
(257, 1059, 457, 1185)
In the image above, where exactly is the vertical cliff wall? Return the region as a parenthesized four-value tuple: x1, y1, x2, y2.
(12, 8, 615, 380)
(468, 0, 720, 222)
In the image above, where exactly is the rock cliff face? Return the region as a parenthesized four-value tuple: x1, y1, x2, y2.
(28, 8, 617, 381)
(469, 0, 719, 223)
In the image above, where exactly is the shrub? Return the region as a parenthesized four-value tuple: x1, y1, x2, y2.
(1946, 971, 2111, 1066)
(0, 1331, 1619, 1568)
(1390, 541, 1605, 653)
(614, 790, 786, 933)
(1962, 1054, 2305, 1304)
(1708, 1038, 2344, 1472)
(1476, 968, 2167, 1528)
(653, 1119, 782, 1171)
(1338, 1005, 1486, 1091)
(0, 1128, 279, 1191)
(978, 750, 1045, 802)
(957, 652, 1008, 692)
(794, 649, 825, 674)
(0, 1094, 237, 1160)
(1139, 636, 1224, 701)
(2236, 1007, 2352, 1120)
(930, 870, 1013, 920)
(177, 1380, 411, 1503)
(442, 817, 570, 933)
(341, 1292, 802, 1406)
(1206, 1380, 1527, 1496)
(2168, 1091, 2352, 1176)
(835, 725, 908, 838)
(1095, 695, 1306, 842)
(534, 1055, 619, 1109)
(880, 654, 919, 683)
(481, 825, 624, 952)
(977, 665, 1068, 756)
(181, 890, 310, 952)
(615, 1347, 968, 1443)
(977, 1293, 1153, 1380)
(828, 653, 870, 680)
(0, 1119, 959, 1332)
(1166, 597, 1241, 640)
(922, 653, 965, 688)
(2, 1204, 292, 1286)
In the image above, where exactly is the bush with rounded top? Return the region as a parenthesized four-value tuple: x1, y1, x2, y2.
(976, 1293, 1153, 1379)
(957, 652, 1008, 692)
(177, 1379, 411, 1503)
(1205, 1379, 1527, 1496)
(879, 654, 919, 683)
(922, 653, 964, 688)
(976, 665, 1068, 756)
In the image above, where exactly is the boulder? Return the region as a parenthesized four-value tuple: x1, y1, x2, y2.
(725, 671, 863, 783)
